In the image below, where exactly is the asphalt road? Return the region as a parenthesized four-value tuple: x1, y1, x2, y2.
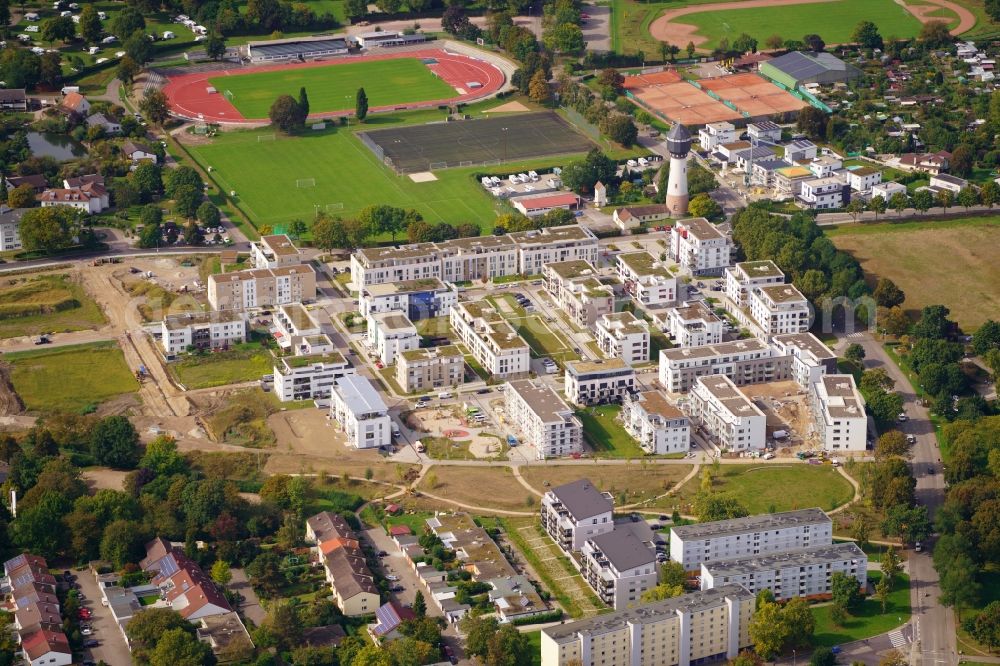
(74, 568, 133, 666)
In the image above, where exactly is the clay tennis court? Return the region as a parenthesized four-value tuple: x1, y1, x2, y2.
(161, 49, 505, 124)
(699, 72, 807, 116)
(624, 70, 742, 125)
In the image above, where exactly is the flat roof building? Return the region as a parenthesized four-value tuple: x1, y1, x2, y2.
(662, 301, 724, 348)
(659, 338, 789, 393)
(396, 345, 464, 394)
(725, 260, 785, 308)
(564, 358, 637, 407)
(543, 260, 614, 328)
(273, 351, 354, 402)
(366, 311, 419, 366)
(252, 234, 302, 269)
(669, 217, 733, 276)
(449, 301, 530, 379)
(161, 311, 247, 354)
(770, 332, 837, 388)
(811, 374, 867, 452)
(208, 264, 316, 311)
(616, 251, 678, 307)
(594, 311, 650, 365)
(330, 376, 391, 450)
(505, 379, 582, 460)
(688, 375, 766, 452)
(621, 390, 690, 455)
(360, 277, 458, 320)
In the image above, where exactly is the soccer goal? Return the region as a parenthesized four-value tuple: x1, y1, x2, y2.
(223, 89, 235, 101)
(314, 203, 344, 213)
(429, 161, 447, 170)
(460, 160, 473, 167)
(296, 178, 316, 188)
(257, 134, 276, 142)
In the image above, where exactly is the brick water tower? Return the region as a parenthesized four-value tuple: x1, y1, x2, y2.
(664, 123, 692, 216)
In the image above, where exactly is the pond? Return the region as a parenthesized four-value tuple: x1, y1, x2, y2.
(27, 131, 87, 161)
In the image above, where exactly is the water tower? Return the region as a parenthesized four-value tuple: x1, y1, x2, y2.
(664, 123, 692, 216)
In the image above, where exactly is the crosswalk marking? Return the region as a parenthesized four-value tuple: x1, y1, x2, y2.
(888, 629, 908, 648)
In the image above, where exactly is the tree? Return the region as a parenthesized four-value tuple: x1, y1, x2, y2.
(7, 184, 35, 208)
(846, 197, 866, 222)
(936, 188, 953, 212)
(111, 7, 145, 39)
(150, 627, 217, 666)
(748, 599, 788, 660)
(90, 416, 140, 469)
(951, 144, 974, 177)
(19, 207, 76, 254)
(41, 16, 75, 43)
(140, 435, 185, 477)
(173, 185, 203, 220)
(803, 33, 826, 52)
(11, 490, 70, 557)
(100, 519, 146, 568)
(126, 608, 195, 659)
(888, 191, 909, 216)
(206, 32, 226, 61)
(0, 0, 9, 35)
(972, 320, 1000, 355)
(270, 94, 306, 133)
(686, 41, 696, 58)
(940, 553, 981, 619)
(1, 48, 42, 89)
(852, 20, 883, 49)
(117, 55, 141, 87)
(688, 193, 722, 220)
(600, 113, 638, 146)
(130, 162, 163, 201)
(912, 304, 954, 340)
(356, 87, 369, 122)
(764, 34, 783, 51)
(881, 547, 901, 586)
(311, 213, 350, 250)
(732, 33, 757, 54)
(597, 68, 625, 94)
(411, 589, 427, 617)
(970, 601, 1000, 652)
(850, 509, 873, 549)
(912, 188, 933, 214)
(544, 22, 584, 53)
(980, 180, 999, 208)
(124, 29, 153, 65)
(810, 647, 837, 666)
(210, 559, 232, 587)
(641, 583, 685, 602)
(462, 614, 500, 658)
(919, 19, 951, 46)
(528, 69, 551, 104)
(875, 431, 909, 459)
(869, 194, 887, 220)
(782, 597, 815, 648)
(797, 106, 826, 138)
(872, 277, 905, 308)
(881, 504, 930, 545)
(287, 218, 308, 239)
(561, 148, 617, 194)
(696, 493, 749, 522)
(831, 571, 862, 611)
(845, 343, 866, 365)
(139, 90, 171, 126)
(958, 186, 980, 210)
(197, 202, 221, 229)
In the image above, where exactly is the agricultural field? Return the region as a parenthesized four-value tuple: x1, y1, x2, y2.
(6, 342, 139, 414)
(0, 274, 106, 339)
(208, 58, 455, 119)
(829, 216, 1000, 330)
(672, 464, 855, 514)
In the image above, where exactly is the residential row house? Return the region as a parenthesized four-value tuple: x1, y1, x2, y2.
(305, 512, 380, 616)
(3, 554, 72, 666)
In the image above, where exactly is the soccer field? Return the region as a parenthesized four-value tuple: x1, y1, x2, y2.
(207, 58, 456, 119)
(188, 126, 584, 232)
(679, 0, 930, 50)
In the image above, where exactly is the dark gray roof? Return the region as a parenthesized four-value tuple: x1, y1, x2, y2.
(0, 89, 26, 101)
(250, 37, 348, 58)
(749, 120, 780, 131)
(702, 542, 865, 577)
(0, 206, 29, 224)
(734, 146, 776, 161)
(933, 173, 967, 186)
(754, 159, 788, 171)
(588, 527, 655, 571)
(671, 508, 830, 541)
(766, 51, 857, 81)
(667, 123, 691, 141)
(551, 478, 612, 520)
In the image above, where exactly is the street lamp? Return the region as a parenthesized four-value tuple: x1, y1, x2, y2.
(345, 95, 352, 126)
(502, 127, 509, 163)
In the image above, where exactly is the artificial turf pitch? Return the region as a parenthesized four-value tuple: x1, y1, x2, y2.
(207, 58, 456, 119)
(679, 0, 929, 51)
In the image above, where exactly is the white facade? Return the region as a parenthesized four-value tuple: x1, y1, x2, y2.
(812, 374, 868, 452)
(698, 122, 738, 151)
(700, 542, 866, 601)
(505, 379, 582, 460)
(784, 140, 817, 163)
(669, 507, 833, 571)
(595, 312, 650, 365)
(799, 177, 845, 209)
(0, 207, 25, 251)
(747, 284, 810, 337)
(449, 301, 530, 378)
(659, 339, 787, 393)
(808, 155, 843, 178)
(929, 173, 968, 193)
(251, 234, 302, 268)
(872, 181, 907, 201)
(330, 376, 391, 449)
(669, 217, 733, 276)
(359, 278, 458, 319)
(724, 260, 785, 307)
(846, 167, 882, 192)
(274, 303, 322, 351)
(366, 312, 419, 366)
(770, 332, 837, 388)
(663, 301, 724, 348)
(621, 390, 690, 455)
(688, 375, 766, 452)
(564, 359, 637, 407)
(580, 528, 658, 609)
(540, 478, 614, 553)
(273, 352, 354, 402)
(616, 252, 678, 307)
(747, 121, 782, 142)
(161, 312, 248, 354)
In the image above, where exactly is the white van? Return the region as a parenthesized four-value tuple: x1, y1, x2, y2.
(438, 391, 452, 400)
(762, 452, 775, 460)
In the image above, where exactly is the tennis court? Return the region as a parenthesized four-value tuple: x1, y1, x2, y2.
(358, 111, 595, 172)
(699, 73, 807, 117)
(624, 70, 742, 125)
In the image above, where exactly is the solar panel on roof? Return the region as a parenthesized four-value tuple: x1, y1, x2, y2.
(251, 38, 348, 58)
(158, 554, 180, 577)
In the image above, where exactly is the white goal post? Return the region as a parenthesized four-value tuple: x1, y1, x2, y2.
(223, 89, 235, 101)
(296, 178, 316, 188)
(429, 161, 447, 170)
(257, 134, 275, 142)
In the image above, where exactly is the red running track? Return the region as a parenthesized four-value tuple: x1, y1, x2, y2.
(161, 49, 506, 124)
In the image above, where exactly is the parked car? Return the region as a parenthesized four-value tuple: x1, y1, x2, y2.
(83, 639, 99, 648)
(386, 575, 400, 581)
(390, 585, 404, 592)
(377, 550, 388, 557)
(81, 628, 93, 636)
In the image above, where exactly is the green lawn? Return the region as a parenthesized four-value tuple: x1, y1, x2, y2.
(168, 345, 274, 389)
(0, 274, 107, 339)
(678, 0, 929, 51)
(188, 125, 534, 230)
(7, 342, 139, 414)
(676, 464, 855, 514)
(577, 404, 646, 458)
(209, 58, 456, 119)
(813, 572, 911, 647)
(524, 630, 542, 666)
(512, 316, 579, 363)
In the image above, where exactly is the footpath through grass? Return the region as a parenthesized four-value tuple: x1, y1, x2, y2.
(812, 572, 911, 647)
(209, 58, 455, 119)
(6, 341, 139, 413)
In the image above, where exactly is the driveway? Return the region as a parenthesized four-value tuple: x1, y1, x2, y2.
(75, 568, 133, 666)
(361, 523, 441, 617)
(581, 3, 611, 52)
(230, 568, 266, 625)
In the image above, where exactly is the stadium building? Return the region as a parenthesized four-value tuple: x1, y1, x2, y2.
(247, 35, 349, 63)
(759, 51, 861, 89)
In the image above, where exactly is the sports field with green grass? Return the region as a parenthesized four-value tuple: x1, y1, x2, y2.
(188, 125, 584, 232)
(676, 0, 929, 51)
(208, 58, 456, 119)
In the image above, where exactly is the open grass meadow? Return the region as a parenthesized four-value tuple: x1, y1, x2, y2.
(168, 344, 274, 389)
(829, 215, 1000, 330)
(0, 274, 106, 339)
(6, 342, 139, 414)
(674, 464, 855, 514)
(208, 58, 456, 119)
(518, 463, 692, 507)
(676, 0, 928, 51)
(813, 572, 911, 646)
(577, 404, 647, 458)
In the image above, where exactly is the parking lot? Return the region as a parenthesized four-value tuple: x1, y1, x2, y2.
(74, 568, 133, 666)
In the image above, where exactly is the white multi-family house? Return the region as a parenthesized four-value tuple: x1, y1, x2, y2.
(688, 375, 766, 452)
(449, 301, 530, 378)
(330, 376, 391, 449)
(563, 359, 637, 407)
(746, 284, 810, 337)
(208, 265, 317, 311)
(273, 351, 354, 402)
(845, 166, 882, 192)
(543, 260, 615, 327)
(872, 181, 907, 201)
(594, 312, 650, 365)
(505, 379, 583, 459)
(359, 277, 457, 319)
(808, 155, 843, 178)
(662, 301, 724, 348)
(747, 120, 782, 142)
(274, 303, 322, 351)
(811, 374, 868, 452)
(540, 478, 614, 554)
(929, 173, 968, 194)
(508, 225, 600, 276)
(724, 260, 785, 307)
(669, 217, 733, 275)
(160, 311, 247, 354)
(784, 139, 817, 163)
(798, 177, 846, 209)
(659, 339, 789, 393)
(621, 390, 690, 455)
(395, 346, 464, 394)
(580, 525, 659, 610)
(770, 332, 837, 388)
(0, 206, 26, 251)
(366, 311, 419, 366)
(616, 251, 678, 307)
(698, 121, 738, 151)
(251, 234, 302, 269)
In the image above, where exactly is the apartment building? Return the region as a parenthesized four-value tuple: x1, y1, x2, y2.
(330, 375, 391, 449)
(349, 225, 596, 290)
(251, 234, 302, 268)
(845, 166, 882, 192)
(798, 177, 846, 210)
(774, 165, 815, 197)
(305, 512, 380, 616)
(359, 277, 457, 319)
(748, 120, 781, 142)
(366, 311, 419, 365)
(724, 260, 785, 307)
(396, 345, 464, 393)
(274, 303, 321, 351)
(784, 139, 818, 162)
(669, 217, 733, 276)
(616, 251, 678, 307)
(540, 585, 755, 666)
(700, 542, 867, 601)
(698, 121, 738, 151)
(688, 375, 766, 452)
(564, 359, 637, 407)
(160, 311, 247, 354)
(580, 524, 659, 609)
(811, 374, 868, 452)
(595, 312, 650, 365)
(746, 284, 810, 337)
(669, 508, 833, 571)
(208, 264, 317, 311)
(449, 301, 530, 379)
(273, 351, 354, 402)
(0, 206, 26, 251)
(543, 260, 615, 328)
(770, 332, 837, 388)
(659, 339, 789, 393)
(541, 478, 614, 553)
(505, 379, 583, 459)
(872, 181, 908, 201)
(663, 301, 724, 348)
(621, 390, 691, 455)
(808, 155, 843, 178)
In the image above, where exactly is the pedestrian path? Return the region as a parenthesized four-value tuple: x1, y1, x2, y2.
(888, 628, 909, 649)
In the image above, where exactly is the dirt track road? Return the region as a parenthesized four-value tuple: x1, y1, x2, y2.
(649, 0, 976, 51)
